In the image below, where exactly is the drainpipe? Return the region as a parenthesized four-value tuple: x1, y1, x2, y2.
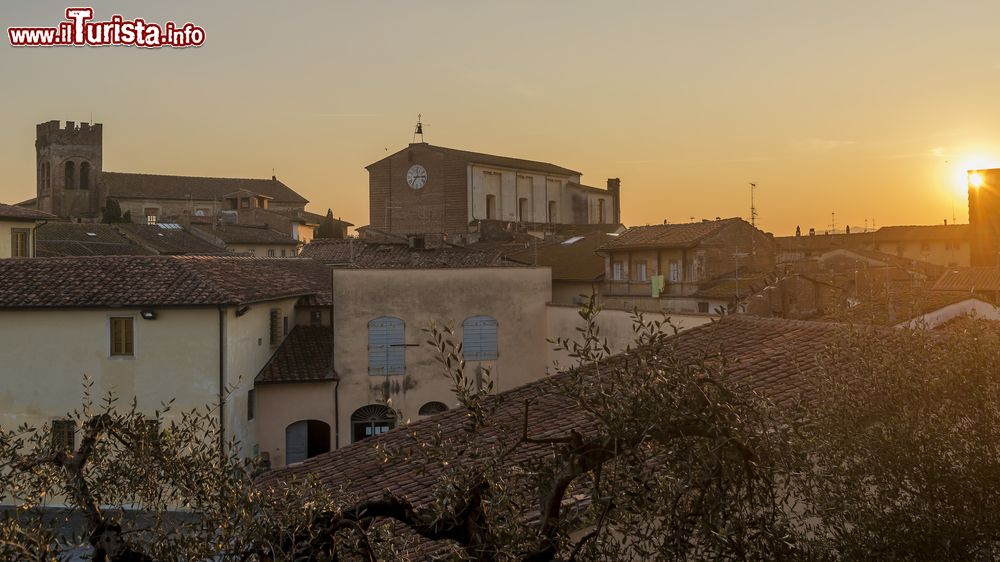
(331, 270, 340, 449)
(218, 306, 226, 457)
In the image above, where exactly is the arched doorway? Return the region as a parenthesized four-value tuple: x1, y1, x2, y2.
(284, 420, 331, 465)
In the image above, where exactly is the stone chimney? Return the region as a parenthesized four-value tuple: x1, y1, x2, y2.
(606, 178, 621, 224)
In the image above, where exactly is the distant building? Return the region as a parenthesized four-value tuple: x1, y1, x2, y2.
(968, 168, 1000, 266)
(596, 218, 775, 314)
(35, 222, 229, 257)
(0, 203, 53, 258)
(366, 143, 621, 243)
(507, 231, 617, 306)
(774, 224, 970, 268)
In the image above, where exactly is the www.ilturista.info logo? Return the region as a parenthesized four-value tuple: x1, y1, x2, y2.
(8, 8, 205, 48)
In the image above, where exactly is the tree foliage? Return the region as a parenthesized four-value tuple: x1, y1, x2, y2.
(101, 198, 129, 224)
(316, 209, 343, 239)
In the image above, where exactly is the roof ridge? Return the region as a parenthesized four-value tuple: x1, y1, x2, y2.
(104, 170, 285, 183)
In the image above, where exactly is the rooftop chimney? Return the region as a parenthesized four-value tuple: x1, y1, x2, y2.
(606, 178, 621, 224)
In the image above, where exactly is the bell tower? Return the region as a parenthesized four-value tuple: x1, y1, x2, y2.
(35, 120, 104, 219)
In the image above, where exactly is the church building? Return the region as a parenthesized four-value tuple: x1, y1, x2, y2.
(366, 141, 621, 244)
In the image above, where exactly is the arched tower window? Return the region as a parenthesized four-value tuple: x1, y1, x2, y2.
(79, 162, 91, 190)
(418, 401, 448, 416)
(64, 161, 76, 190)
(351, 405, 395, 443)
(463, 316, 498, 361)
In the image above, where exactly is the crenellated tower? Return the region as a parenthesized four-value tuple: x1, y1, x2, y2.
(35, 120, 104, 218)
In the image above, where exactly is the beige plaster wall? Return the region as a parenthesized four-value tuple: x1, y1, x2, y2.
(0, 220, 36, 258)
(328, 267, 552, 451)
(256, 381, 337, 467)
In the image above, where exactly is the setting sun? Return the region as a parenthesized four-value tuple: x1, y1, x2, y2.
(947, 151, 1000, 198)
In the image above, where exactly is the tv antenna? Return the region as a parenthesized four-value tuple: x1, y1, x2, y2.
(749, 182, 758, 228)
(829, 212, 836, 234)
(412, 114, 425, 143)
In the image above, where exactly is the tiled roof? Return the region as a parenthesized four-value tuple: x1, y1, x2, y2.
(271, 208, 353, 227)
(103, 172, 308, 204)
(300, 239, 521, 268)
(873, 224, 969, 242)
(115, 224, 230, 255)
(693, 275, 770, 299)
(932, 267, 1000, 292)
(820, 282, 979, 326)
(0, 256, 330, 308)
(0, 203, 54, 221)
(193, 224, 298, 246)
(36, 223, 154, 257)
(506, 232, 613, 281)
(598, 218, 742, 250)
(260, 316, 847, 517)
(373, 144, 581, 176)
(255, 326, 335, 384)
(773, 232, 874, 252)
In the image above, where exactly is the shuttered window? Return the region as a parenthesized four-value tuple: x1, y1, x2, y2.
(368, 316, 405, 375)
(463, 316, 498, 361)
(51, 419, 76, 451)
(110, 317, 134, 356)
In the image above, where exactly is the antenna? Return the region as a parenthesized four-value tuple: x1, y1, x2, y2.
(749, 183, 758, 228)
(829, 212, 836, 234)
(412, 114, 425, 143)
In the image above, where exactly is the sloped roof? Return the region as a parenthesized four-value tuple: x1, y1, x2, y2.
(371, 144, 581, 176)
(115, 224, 230, 255)
(36, 223, 154, 257)
(270, 208, 353, 227)
(598, 218, 743, 250)
(194, 224, 298, 246)
(873, 224, 969, 242)
(820, 282, 980, 326)
(260, 316, 848, 511)
(0, 203, 54, 221)
(300, 239, 521, 268)
(0, 256, 330, 308)
(693, 275, 770, 300)
(932, 267, 1000, 292)
(506, 232, 613, 281)
(255, 326, 335, 384)
(102, 172, 308, 204)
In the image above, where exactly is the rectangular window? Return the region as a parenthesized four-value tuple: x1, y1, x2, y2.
(11, 229, 29, 258)
(51, 419, 76, 451)
(310, 310, 323, 326)
(612, 261, 624, 281)
(463, 316, 499, 361)
(110, 317, 134, 356)
(368, 317, 405, 375)
(281, 249, 287, 257)
(241, 198, 250, 209)
(144, 208, 158, 225)
(634, 261, 648, 281)
(269, 309, 281, 346)
(247, 389, 256, 421)
(669, 261, 681, 282)
(698, 302, 710, 314)
(267, 249, 275, 257)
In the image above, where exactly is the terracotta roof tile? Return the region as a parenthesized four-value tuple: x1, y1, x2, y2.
(255, 326, 335, 384)
(0, 256, 329, 308)
(192, 224, 298, 246)
(114, 224, 230, 255)
(103, 172, 308, 204)
(0, 203, 54, 221)
(598, 218, 742, 250)
(300, 240, 521, 268)
(933, 267, 1000, 292)
(36, 223, 155, 257)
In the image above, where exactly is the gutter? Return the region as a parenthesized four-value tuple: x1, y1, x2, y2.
(218, 306, 226, 457)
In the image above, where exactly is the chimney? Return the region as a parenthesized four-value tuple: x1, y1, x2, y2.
(606, 178, 621, 224)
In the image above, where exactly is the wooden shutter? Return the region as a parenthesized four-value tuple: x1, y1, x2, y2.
(110, 317, 134, 356)
(368, 317, 405, 375)
(463, 316, 498, 361)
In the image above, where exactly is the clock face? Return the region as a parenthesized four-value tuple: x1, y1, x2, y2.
(406, 164, 427, 190)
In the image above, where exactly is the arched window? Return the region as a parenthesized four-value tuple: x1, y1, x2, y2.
(368, 316, 405, 375)
(418, 401, 448, 416)
(64, 161, 76, 190)
(463, 316, 498, 361)
(284, 419, 330, 465)
(351, 405, 395, 443)
(79, 162, 91, 190)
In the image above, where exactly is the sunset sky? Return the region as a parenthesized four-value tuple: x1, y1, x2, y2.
(3, 1, 1000, 235)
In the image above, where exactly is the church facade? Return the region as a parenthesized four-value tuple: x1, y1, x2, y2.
(366, 143, 621, 242)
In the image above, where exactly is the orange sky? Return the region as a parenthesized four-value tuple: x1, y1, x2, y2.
(3, 1, 1000, 235)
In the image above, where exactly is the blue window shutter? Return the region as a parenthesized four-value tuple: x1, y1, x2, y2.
(463, 316, 498, 361)
(369, 317, 405, 375)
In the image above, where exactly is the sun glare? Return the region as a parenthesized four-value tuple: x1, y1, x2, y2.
(947, 151, 1000, 198)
